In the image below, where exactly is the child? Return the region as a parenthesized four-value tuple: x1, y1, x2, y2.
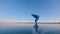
(32, 14, 40, 26)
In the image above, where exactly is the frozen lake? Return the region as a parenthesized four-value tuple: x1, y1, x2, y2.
(0, 24, 60, 34)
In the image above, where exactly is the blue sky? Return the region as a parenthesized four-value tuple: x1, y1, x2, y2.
(0, 0, 60, 22)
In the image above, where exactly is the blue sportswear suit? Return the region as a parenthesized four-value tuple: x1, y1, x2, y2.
(32, 14, 40, 25)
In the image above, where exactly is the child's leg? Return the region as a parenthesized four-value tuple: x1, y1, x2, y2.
(35, 18, 39, 26)
(35, 19, 37, 25)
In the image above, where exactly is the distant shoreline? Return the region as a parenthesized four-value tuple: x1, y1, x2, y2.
(15, 22, 60, 24)
(0, 22, 60, 24)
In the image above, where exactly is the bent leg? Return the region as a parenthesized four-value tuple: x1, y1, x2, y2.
(35, 18, 39, 26)
(35, 19, 37, 25)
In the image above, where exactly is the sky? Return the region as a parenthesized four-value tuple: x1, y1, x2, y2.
(0, 0, 60, 22)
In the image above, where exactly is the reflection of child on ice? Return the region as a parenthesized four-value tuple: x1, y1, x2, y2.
(32, 14, 40, 26)
(32, 26, 39, 34)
